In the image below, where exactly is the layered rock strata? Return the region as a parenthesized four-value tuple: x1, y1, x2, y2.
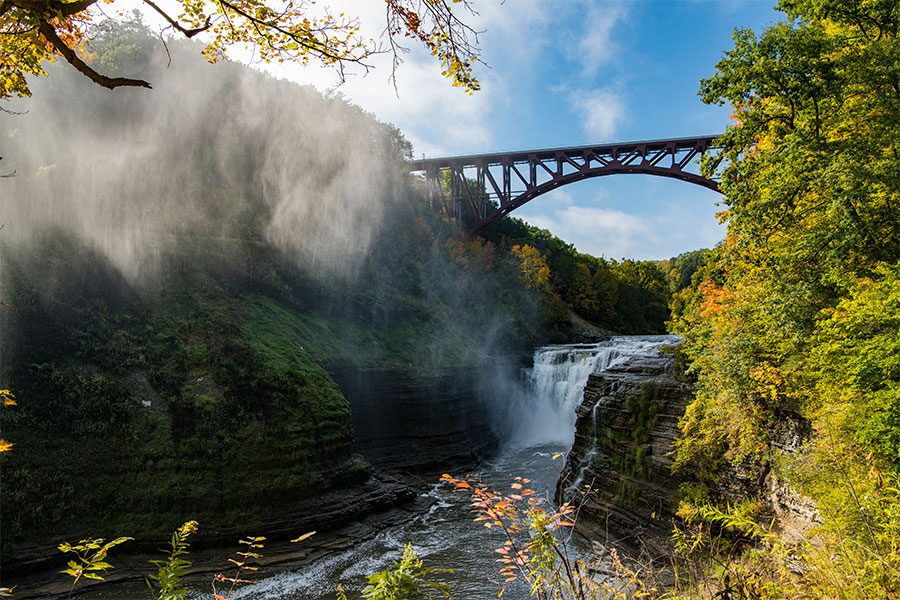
(556, 345, 691, 559)
(332, 367, 498, 472)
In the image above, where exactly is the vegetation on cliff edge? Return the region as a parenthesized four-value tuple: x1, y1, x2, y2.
(668, 0, 900, 596)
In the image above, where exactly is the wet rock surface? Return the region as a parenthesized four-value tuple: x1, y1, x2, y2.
(556, 345, 691, 562)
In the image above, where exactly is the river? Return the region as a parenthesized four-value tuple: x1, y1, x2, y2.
(83, 335, 675, 600)
(220, 335, 676, 600)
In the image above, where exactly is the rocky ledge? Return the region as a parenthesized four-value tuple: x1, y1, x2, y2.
(556, 344, 691, 562)
(6, 472, 416, 598)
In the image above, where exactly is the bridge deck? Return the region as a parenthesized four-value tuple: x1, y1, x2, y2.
(409, 135, 722, 170)
(409, 134, 723, 232)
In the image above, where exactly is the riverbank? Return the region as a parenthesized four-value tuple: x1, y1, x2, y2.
(6, 473, 419, 599)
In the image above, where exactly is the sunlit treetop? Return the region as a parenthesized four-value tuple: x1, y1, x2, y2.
(0, 0, 482, 100)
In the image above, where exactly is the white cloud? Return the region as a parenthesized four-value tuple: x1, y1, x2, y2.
(515, 187, 725, 260)
(527, 205, 648, 259)
(577, 1, 630, 78)
(571, 87, 626, 140)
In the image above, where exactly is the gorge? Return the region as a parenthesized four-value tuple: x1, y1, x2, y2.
(5, 0, 896, 596)
(0, 24, 685, 597)
(16, 337, 686, 599)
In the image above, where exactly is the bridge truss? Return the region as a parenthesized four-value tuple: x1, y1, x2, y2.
(409, 135, 722, 232)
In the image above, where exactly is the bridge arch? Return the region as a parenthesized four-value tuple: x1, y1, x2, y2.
(409, 135, 722, 232)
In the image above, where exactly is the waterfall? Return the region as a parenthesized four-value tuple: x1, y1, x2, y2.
(508, 335, 678, 448)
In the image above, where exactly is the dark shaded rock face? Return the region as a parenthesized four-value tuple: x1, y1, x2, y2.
(713, 412, 819, 542)
(556, 346, 691, 559)
(332, 367, 498, 472)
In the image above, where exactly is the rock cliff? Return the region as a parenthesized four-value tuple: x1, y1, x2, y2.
(332, 367, 498, 472)
(555, 344, 691, 560)
(556, 344, 819, 568)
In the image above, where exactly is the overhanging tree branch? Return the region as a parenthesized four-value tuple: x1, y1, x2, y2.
(37, 20, 152, 90)
(55, 0, 97, 16)
(2, 0, 483, 99)
(215, 0, 358, 65)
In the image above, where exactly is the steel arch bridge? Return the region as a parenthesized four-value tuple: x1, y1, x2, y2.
(409, 135, 722, 232)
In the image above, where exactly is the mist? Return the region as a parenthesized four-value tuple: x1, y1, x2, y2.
(0, 21, 405, 283)
(0, 21, 553, 452)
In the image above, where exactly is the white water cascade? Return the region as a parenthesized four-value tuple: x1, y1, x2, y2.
(511, 335, 679, 447)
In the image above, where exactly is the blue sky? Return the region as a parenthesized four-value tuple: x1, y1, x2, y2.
(470, 1, 781, 260)
(290, 1, 782, 260)
(133, 0, 782, 260)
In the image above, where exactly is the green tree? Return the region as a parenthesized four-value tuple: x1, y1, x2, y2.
(670, 0, 900, 594)
(569, 262, 599, 320)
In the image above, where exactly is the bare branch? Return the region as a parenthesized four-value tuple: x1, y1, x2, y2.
(0, 157, 14, 178)
(142, 0, 210, 38)
(37, 20, 152, 90)
(0, 104, 27, 115)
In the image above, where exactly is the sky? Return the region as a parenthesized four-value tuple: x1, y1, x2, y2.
(123, 0, 783, 261)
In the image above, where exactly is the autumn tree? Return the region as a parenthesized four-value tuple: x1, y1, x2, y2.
(510, 244, 551, 293)
(0, 0, 482, 99)
(670, 0, 900, 594)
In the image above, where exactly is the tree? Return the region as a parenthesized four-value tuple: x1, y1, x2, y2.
(0, 0, 482, 99)
(669, 0, 900, 593)
(510, 244, 551, 292)
(569, 262, 599, 320)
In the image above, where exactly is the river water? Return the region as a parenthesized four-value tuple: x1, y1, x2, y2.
(221, 335, 676, 600)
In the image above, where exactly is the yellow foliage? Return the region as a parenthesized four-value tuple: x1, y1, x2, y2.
(510, 244, 551, 291)
(748, 363, 786, 403)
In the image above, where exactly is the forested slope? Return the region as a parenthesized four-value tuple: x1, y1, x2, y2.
(668, 0, 900, 595)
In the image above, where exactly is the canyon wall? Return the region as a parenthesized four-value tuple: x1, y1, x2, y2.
(556, 344, 690, 559)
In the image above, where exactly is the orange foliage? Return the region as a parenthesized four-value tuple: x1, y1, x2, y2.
(441, 473, 576, 590)
(698, 281, 732, 318)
